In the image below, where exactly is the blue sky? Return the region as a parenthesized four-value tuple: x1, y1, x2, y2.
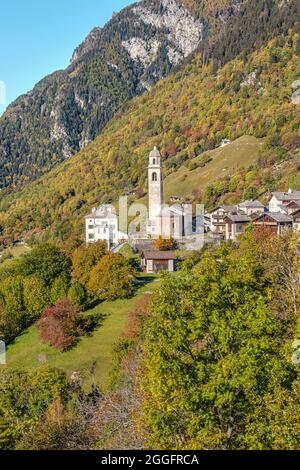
(0, 0, 132, 115)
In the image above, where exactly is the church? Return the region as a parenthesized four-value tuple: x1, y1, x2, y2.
(85, 146, 185, 248)
(146, 146, 185, 239)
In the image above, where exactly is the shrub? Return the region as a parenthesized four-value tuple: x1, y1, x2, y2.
(50, 274, 70, 305)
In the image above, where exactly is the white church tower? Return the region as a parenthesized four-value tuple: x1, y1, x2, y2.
(147, 146, 163, 237)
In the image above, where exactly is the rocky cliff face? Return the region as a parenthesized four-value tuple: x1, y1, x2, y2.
(0, 0, 246, 189)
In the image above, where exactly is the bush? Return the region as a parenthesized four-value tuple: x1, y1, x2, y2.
(37, 299, 84, 351)
(88, 253, 136, 301)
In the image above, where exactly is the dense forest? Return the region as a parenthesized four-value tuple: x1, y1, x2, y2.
(0, 25, 299, 246)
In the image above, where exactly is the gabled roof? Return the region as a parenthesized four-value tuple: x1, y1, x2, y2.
(272, 190, 300, 201)
(277, 204, 289, 214)
(286, 200, 300, 208)
(238, 199, 265, 209)
(210, 205, 237, 214)
(254, 212, 293, 223)
(291, 208, 300, 217)
(143, 251, 176, 260)
(225, 214, 251, 223)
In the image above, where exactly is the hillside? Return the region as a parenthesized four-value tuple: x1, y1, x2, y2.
(0, 0, 299, 190)
(0, 0, 244, 189)
(6, 274, 159, 389)
(163, 135, 264, 200)
(0, 26, 299, 243)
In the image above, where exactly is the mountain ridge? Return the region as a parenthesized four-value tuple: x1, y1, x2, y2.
(1, 0, 242, 189)
(1, 0, 297, 190)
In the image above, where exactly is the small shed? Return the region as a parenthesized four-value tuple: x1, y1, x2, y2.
(141, 251, 176, 274)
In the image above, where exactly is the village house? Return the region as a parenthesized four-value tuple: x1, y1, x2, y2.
(209, 205, 238, 236)
(85, 205, 127, 249)
(141, 251, 176, 274)
(253, 212, 293, 235)
(237, 199, 265, 216)
(269, 190, 300, 213)
(291, 208, 300, 231)
(275, 200, 300, 215)
(223, 213, 251, 241)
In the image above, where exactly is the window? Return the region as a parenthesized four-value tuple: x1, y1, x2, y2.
(153, 158, 156, 165)
(152, 172, 158, 182)
(88, 225, 94, 229)
(88, 234, 94, 240)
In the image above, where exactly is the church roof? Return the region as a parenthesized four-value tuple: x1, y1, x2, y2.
(149, 146, 161, 158)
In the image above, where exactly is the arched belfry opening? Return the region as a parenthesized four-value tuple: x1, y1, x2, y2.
(152, 172, 158, 182)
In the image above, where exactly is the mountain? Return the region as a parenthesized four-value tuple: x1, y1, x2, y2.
(1, 0, 297, 190)
(0, 0, 247, 189)
(0, 18, 299, 244)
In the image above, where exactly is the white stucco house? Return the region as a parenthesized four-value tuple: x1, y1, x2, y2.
(85, 205, 127, 249)
(269, 190, 300, 213)
(237, 199, 265, 216)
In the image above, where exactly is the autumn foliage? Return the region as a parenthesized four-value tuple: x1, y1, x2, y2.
(88, 253, 136, 301)
(154, 236, 177, 251)
(122, 294, 151, 340)
(36, 299, 83, 351)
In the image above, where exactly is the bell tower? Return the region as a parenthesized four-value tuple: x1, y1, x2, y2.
(148, 146, 163, 223)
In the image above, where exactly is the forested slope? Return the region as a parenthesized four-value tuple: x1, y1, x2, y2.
(0, 0, 299, 190)
(0, 26, 299, 245)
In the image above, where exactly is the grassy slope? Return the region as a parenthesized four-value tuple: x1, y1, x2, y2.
(164, 135, 264, 199)
(6, 275, 159, 390)
(0, 244, 31, 264)
(0, 30, 299, 241)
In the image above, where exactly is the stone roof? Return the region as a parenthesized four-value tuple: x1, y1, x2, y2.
(226, 214, 251, 223)
(272, 190, 300, 201)
(255, 212, 293, 223)
(143, 251, 176, 260)
(277, 204, 289, 214)
(211, 205, 237, 214)
(238, 199, 265, 208)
